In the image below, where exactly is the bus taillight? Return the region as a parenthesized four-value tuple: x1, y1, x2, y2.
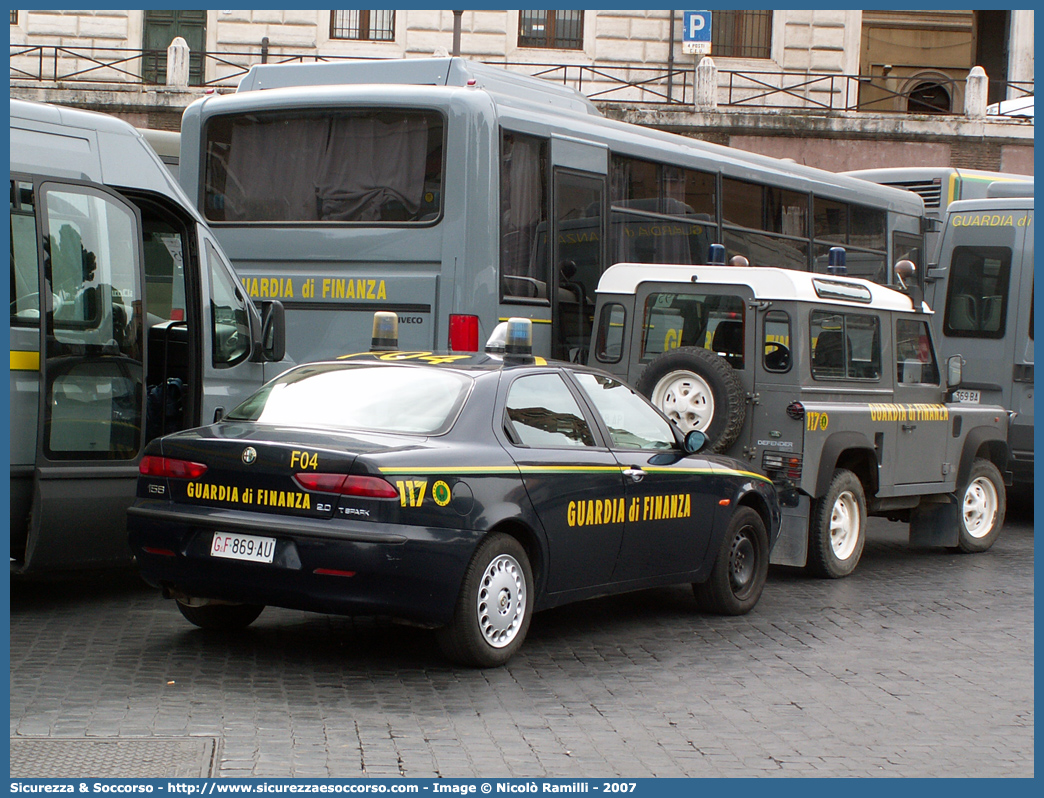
(449, 314, 480, 352)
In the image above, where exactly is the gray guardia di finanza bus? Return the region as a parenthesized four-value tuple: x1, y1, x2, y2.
(176, 57, 927, 366)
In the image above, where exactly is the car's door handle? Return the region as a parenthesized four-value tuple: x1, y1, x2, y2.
(901, 423, 917, 432)
(623, 467, 645, 483)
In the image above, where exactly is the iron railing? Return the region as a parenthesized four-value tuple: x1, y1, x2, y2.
(9, 44, 1034, 117)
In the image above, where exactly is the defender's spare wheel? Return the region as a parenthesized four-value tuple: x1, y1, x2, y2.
(636, 346, 746, 453)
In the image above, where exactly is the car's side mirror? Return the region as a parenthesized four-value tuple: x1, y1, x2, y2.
(260, 299, 286, 362)
(946, 354, 963, 390)
(683, 429, 707, 454)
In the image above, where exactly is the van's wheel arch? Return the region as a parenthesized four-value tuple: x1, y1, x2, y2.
(636, 347, 746, 453)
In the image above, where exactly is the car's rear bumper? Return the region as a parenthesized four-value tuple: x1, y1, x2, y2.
(128, 502, 479, 625)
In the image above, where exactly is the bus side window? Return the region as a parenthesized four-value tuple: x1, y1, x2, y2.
(206, 240, 251, 367)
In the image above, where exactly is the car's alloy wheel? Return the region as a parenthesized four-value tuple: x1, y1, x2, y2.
(477, 553, 527, 648)
(437, 533, 534, 668)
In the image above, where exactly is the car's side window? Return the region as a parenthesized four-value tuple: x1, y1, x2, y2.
(895, 318, 940, 385)
(504, 373, 595, 448)
(574, 372, 675, 450)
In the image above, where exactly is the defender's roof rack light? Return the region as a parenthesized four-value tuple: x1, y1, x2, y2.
(707, 243, 727, 265)
(827, 247, 847, 275)
(370, 311, 399, 352)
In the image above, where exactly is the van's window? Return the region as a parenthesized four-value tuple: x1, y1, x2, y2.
(942, 245, 1012, 339)
(594, 302, 626, 364)
(204, 109, 444, 224)
(504, 373, 595, 448)
(895, 318, 939, 385)
(43, 186, 140, 352)
(500, 131, 549, 301)
(207, 240, 251, 367)
(40, 184, 143, 460)
(10, 179, 39, 325)
(640, 292, 745, 368)
(609, 155, 716, 265)
(810, 310, 881, 381)
(142, 214, 188, 325)
(762, 310, 791, 372)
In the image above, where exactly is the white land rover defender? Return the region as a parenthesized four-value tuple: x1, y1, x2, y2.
(590, 255, 1010, 578)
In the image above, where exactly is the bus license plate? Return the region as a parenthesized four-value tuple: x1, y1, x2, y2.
(211, 532, 276, 564)
(954, 389, 981, 404)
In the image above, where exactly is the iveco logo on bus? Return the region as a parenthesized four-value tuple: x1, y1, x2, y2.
(242, 447, 258, 465)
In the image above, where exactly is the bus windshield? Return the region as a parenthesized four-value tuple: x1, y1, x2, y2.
(203, 108, 444, 224)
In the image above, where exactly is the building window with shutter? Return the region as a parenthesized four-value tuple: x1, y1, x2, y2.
(11, 11, 18, 24)
(330, 10, 395, 42)
(712, 10, 772, 59)
(518, 10, 584, 50)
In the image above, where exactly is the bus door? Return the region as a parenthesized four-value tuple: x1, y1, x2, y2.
(550, 137, 608, 362)
(26, 181, 147, 570)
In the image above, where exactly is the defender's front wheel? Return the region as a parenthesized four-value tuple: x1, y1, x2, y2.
(954, 458, 1005, 553)
(807, 469, 867, 579)
(436, 533, 534, 668)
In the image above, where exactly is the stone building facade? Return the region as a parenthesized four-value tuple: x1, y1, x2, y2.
(9, 9, 1034, 173)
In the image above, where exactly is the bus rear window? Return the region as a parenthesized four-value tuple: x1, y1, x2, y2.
(203, 109, 444, 224)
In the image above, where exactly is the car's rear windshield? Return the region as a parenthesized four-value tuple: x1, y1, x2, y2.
(225, 363, 472, 435)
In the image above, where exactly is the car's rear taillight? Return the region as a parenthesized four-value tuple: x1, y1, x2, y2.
(449, 314, 480, 352)
(139, 455, 208, 479)
(294, 473, 399, 498)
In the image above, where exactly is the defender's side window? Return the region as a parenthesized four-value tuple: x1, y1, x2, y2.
(206, 240, 251, 367)
(639, 291, 745, 367)
(810, 310, 881, 381)
(504, 373, 595, 448)
(895, 318, 939, 385)
(594, 302, 625, 363)
(762, 310, 791, 372)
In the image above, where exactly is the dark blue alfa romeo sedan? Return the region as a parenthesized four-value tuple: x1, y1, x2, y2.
(129, 322, 780, 667)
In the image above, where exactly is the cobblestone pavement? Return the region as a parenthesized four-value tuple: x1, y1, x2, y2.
(10, 498, 1034, 778)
